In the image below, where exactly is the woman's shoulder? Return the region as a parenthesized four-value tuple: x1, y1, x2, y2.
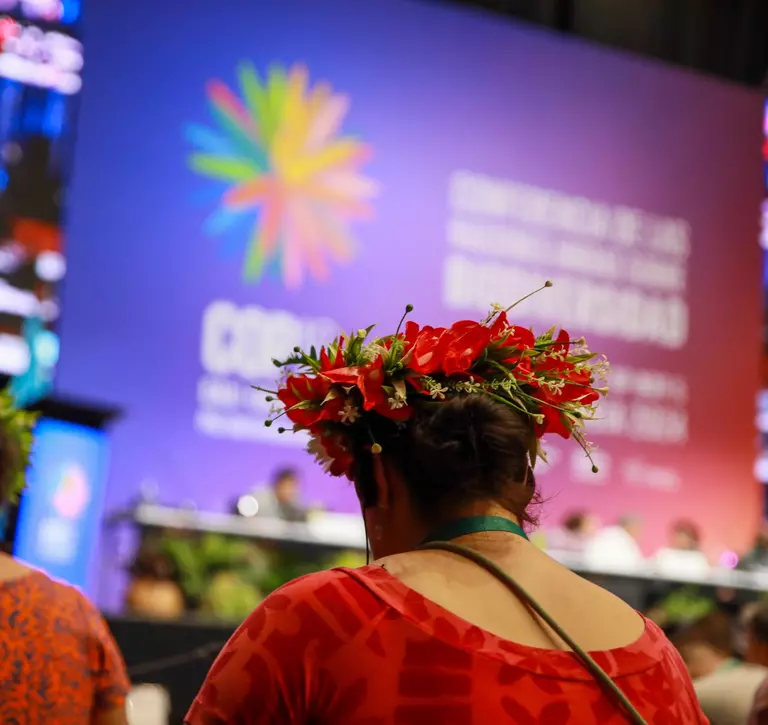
(229, 566, 391, 650)
(0, 569, 85, 608)
(0, 569, 107, 645)
(252, 565, 387, 617)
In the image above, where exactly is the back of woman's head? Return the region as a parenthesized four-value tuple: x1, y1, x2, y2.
(352, 394, 538, 524)
(265, 292, 608, 533)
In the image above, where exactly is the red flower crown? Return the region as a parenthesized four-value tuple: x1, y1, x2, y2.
(259, 282, 608, 480)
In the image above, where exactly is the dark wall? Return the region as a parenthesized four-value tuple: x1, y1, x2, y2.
(448, 0, 768, 86)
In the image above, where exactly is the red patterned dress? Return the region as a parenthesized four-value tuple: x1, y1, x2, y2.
(187, 566, 707, 724)
(0, 570, 130, 724)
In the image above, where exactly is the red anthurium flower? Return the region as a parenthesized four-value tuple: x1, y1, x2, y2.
(357, 357, 388, 411)
(403, 320, 420, 347)
(552, 329, 571, 353)
(534, 402, 571, 438)
(373, 399, 413, 421)
(510, 325, 536, 350)
(330, 456, 353, 479)
(318, 393, 345, 422)
(443, 320, 492, 376)
(534, 356, 597, 406)
(277, 375, 331, 427)
(319, 342, 345, 372)
(534, 352, 573, 377)
(320, 433, 355, 479)
(324, 356, 389, 411)
(406, 326, 451, 375)
(510, 356, 534, 381)
(322, 366, 360, 385)
(489, 311, 510, 339)
(495, 323, 535, 352)
(561, 369, 599, 405)
(497, 326, 537, 374)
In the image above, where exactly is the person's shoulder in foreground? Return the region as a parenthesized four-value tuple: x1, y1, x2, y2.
(186, 568, 356, 725)
(0, 568, 130, 724)
(187, 565, 707, 725)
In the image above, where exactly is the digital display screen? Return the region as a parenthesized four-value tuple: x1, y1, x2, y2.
(13, 419, 109, 595)
(0, 9, 81, 393)
(59, 0, 763, 560)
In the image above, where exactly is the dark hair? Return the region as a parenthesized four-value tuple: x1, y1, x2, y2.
(351, 394, 538, 525)
(563, 512, 589, 532)
(672, 519, 701, 546)
(671, 611, 734, 656)
(272, 467, 298, 486)
(748, 601, 768, 644)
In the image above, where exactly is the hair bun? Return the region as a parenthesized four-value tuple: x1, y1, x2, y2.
(402, 394, 533, 508)
(413, 394, 504, 460)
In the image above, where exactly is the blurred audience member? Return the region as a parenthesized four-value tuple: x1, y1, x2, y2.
(673, 611, 765, 725)
(655, 520, 710, 577)
(254, 467, 308, 522)
(740, 522, 768, 572)
(546, 511, 598, 552)
(583, 515, 644, 569)
(746, 601, 768, 725)
(0, 393, 131, 724)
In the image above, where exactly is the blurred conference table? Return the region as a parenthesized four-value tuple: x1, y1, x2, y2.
(121, 503, 768, 594)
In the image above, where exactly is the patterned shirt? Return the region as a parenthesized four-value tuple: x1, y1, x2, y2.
(0, 570, 130, 724)
(187, 566, 708, 724)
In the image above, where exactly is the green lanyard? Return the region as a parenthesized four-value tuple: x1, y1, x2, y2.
(422, 515, 529, 545)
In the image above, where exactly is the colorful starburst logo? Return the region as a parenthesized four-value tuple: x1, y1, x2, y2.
(186, 63, 378, 288)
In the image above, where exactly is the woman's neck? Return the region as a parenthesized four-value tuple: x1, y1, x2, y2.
(439, 502, 522, 528)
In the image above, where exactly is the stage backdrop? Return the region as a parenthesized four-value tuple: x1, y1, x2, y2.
(57, 0, 763, 562)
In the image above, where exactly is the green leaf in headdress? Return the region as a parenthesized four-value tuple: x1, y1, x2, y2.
(0, 388, 39, 503)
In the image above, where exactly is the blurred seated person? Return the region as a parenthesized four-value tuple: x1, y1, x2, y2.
(545, 510, 598, 552)
(746, 601, 768, 725)
(583, 515, 644, 570)
(654, 520, 710, 577)
(253, 467, 308, 522)
(673, 611, 766, 725)
(740, 522, 768, 572)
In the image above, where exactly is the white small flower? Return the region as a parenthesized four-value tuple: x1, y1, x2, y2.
(339, 400, 360, 424)
(307, 436, 326, 459)
(430, 385, 449, 400)
(392, 379, 407, 402)
(388, 397, 406, 410)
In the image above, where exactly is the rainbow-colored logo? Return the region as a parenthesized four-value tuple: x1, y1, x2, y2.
(52, 464, 90, 519)
(186, 63, 378, 288)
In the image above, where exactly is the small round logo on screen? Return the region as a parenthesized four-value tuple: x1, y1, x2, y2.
(51, 463, 90, 519)
(185, 62, 378, 290)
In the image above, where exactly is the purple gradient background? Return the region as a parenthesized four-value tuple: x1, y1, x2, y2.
(57, 0, 763, 571)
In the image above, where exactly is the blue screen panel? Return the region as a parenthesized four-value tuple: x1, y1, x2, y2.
(13, 418, 109, 594)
